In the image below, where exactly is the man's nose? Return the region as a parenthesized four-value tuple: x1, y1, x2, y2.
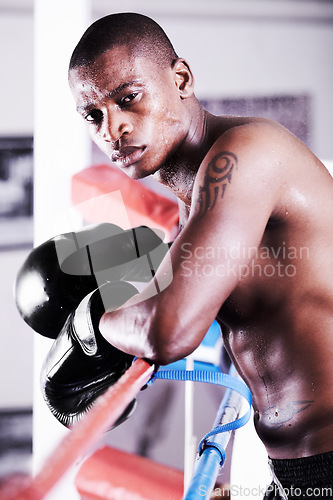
(100, 109, 133, 143)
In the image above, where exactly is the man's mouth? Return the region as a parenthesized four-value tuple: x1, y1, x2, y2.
(111, 146, 146, 167)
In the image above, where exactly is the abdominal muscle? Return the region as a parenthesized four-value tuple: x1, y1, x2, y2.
(217, 314, 333, 459)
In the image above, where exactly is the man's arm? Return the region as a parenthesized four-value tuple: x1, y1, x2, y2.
(99, 121, 285, 364)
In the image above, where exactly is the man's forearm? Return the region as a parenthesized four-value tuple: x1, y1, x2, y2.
(99, 298, 157, 361)
(98, 285, 201, 365)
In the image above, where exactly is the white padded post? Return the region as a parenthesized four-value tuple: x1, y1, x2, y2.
(34, 1, 91, 498)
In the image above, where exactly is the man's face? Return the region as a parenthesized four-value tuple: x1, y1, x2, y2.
(69, 46, 189, 179)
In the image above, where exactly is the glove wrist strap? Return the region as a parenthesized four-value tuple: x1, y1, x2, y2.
(72, 288, 104, 356)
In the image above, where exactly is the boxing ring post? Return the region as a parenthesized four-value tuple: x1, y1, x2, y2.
(184, 369, 244, 499)
(0, 359, 154, 500)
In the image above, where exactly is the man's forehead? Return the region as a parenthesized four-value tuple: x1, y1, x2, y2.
(70, 49, 161, 92)
(70, 50, 129, 80)
(71, 45, 156, 77)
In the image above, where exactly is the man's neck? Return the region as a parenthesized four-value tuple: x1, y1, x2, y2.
(153, 104, 211, 204)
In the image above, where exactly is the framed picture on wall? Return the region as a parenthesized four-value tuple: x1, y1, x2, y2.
(200, 94, 311, 146)
(0, 137, 33, 249)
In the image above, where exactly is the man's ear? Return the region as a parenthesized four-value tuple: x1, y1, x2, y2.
(172, 58, 194, 99)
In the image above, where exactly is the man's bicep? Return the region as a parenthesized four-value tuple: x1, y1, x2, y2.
(167, 202, 267, 313)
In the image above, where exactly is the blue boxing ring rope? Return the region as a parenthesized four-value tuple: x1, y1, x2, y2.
(184, 366, 251, 499)
(150, 364, 252, 499)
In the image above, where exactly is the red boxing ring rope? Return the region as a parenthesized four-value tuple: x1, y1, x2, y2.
(0, 358, 155, 500)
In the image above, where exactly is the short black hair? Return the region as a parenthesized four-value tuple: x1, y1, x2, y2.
(69, 12, 178, 71)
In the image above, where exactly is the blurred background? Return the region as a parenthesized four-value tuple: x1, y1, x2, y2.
(0, 0, 333, 497)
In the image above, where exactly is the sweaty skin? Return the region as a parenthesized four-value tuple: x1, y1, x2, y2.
(69, 46, 333, 460)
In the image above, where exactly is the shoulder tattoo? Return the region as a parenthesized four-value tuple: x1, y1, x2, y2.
(195, 150, 238, 218)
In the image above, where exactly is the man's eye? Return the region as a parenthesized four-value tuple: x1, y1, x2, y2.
(119, 93, 139, 106)
(84, 109, 103, 123)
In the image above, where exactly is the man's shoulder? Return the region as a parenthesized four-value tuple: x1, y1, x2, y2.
(210, 117, 287, 153)
(190, 116, 319, 223)
(196, 117, 289, 185)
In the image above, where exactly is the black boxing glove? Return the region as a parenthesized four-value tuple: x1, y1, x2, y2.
(41, 280, 139, 429)
(15, 223, 170, 339)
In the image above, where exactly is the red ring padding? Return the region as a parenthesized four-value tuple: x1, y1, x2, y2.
(71, 164, 179, 240)
(75, 446, 184, 500)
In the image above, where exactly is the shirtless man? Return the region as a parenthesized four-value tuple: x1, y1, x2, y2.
(66, 12, 333, 499)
